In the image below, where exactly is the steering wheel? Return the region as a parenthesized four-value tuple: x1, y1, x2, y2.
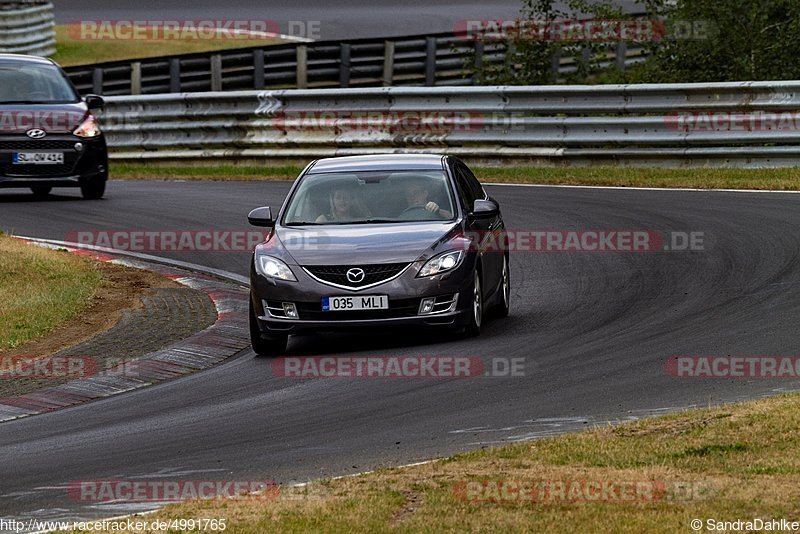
(399, 205, 430, 219)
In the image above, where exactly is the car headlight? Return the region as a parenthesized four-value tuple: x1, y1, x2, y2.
(256, 255, 297, 281)
(417, 250, 464, 277)
(73, 114, 102, 138)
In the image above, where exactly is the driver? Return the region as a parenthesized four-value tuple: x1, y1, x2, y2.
(404, 181, 453, 219)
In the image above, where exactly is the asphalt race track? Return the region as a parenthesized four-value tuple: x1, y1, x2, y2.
(54, 0, 525, 40)
(52, 1, 641, 40)
(2, 181, 800, 524)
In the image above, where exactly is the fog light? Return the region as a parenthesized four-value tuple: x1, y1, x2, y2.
(282, 302, 298, 319)
(419, 298, 435, 315)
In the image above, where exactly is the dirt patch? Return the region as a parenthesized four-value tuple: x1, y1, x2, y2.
(0, 260, 181, 397)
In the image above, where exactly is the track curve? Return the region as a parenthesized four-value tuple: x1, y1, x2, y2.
(1, 181, 799, 524)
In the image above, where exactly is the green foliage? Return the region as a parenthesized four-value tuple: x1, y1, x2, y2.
(632, 0, 800, 82)
(470, 0, 800, 84)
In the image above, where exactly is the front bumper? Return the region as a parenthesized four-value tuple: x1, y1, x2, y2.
(0, 134, 108, 188)
(250, 258, 474, 334)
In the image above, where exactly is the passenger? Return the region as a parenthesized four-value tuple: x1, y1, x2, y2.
(316, 187, 369, 222)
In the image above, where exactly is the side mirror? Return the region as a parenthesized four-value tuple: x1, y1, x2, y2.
(472, 198, 500, 218)
(85, 94, 105, 111)
(248, 206, 274, 227)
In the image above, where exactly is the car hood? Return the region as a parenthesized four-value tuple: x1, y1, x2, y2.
(274, 222, 460, 265)
(0, 103, 87, 134)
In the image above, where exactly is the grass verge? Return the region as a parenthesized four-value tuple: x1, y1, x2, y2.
(52, 25, 282, 67)
(0, 235, 101, 351)
(110, 162, 800, 190)
(102, 393, 800, 533)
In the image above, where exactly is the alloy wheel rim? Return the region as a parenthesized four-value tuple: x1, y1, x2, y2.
(502, 257, 509, 307)
(474, 273, 482, 327)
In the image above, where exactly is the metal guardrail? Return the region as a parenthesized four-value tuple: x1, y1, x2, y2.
(100, 82, 800, 167)
(0, 1, 55, 56)
(64, 32, 646, 96)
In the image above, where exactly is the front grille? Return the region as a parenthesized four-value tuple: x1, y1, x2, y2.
(304, 263, 409, 289)
(0, 139, 81, 177)
(0, 140, 78, 150)
(295, 298, 420, 320)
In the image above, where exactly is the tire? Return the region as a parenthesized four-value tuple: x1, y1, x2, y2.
(495, 254, 510, 318)
(80, 180, 106, 200)
(249, 301, 288, 356)
(30, 186, 51, 199)
(463, 269, 483, 337)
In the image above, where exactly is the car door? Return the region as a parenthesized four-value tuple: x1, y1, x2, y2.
(452, 159, 504, 298)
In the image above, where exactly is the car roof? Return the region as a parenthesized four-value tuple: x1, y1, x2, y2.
(307, 154, 446, 174)
(0, 54, 55, 66)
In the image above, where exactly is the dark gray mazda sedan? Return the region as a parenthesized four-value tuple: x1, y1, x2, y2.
(247, 154, 509, 355)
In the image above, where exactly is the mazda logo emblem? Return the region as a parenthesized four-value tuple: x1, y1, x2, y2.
(26, 129, 46, 139)
(346, 268, 366, 283)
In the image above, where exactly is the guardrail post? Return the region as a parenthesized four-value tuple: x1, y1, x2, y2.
(339, 44, 351, 88)
(130, 62, 142, 95)
(473, 41, 484, 84)
(382, 41, 395, 86)
(296, 45, 308, 89)
(169, 58, 181, 93)
(92, 68, 103, 94)
(253, 49, 265, 89)
(615, 42, 628, 70)
(581, 47, 591, 70)
(425, 37, 436, 86)
(550, 50, 561, 81)
(210, 54, 223, 91)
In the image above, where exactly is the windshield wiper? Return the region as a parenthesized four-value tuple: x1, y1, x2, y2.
(285, 222, 323, 226)
(348, 219, 399, 224)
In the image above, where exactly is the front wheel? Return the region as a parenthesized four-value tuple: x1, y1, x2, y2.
(495, 255, 510, 318)
(463, 270, 483, 337)
(249, 301, 288, 356)
(81, 180, 106, 200)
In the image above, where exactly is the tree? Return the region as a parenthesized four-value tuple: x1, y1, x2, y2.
(469, 0, 800, 84)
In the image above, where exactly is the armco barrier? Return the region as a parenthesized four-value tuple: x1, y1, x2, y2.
(100, 82, 800, 167)
(64, 32, 646, 96)
(0, 1, 55, 56)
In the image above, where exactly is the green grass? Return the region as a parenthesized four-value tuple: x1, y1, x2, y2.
(92, 393, 800, 533)
(0, 235, 101, 351)
(52, 25, 283, 67)
(109, 162, 800, 190)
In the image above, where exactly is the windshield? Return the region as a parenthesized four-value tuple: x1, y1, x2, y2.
(0, 63, 79, 104)
(283, 171, 457, 225)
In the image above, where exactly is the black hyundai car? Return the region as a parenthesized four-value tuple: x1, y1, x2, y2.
(0, 54, 107, 199)
(247, 154, 510, 355)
